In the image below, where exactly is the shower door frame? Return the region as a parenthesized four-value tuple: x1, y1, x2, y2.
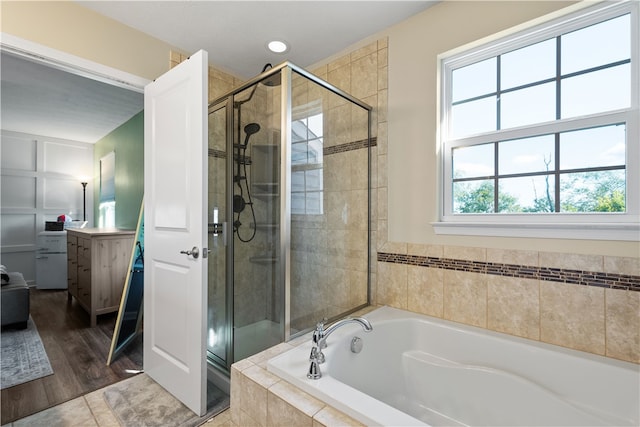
(279, 65, 293, 345)
(205, 96, 235, 371)
(208, 61, 372, 373)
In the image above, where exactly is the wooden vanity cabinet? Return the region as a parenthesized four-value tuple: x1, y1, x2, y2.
(66, 228, 135, 327)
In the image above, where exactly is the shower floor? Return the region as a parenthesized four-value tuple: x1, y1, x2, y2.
(234, 319, 282, 361)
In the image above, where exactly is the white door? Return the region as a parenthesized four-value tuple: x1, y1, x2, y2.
(143, 50, 208, 416)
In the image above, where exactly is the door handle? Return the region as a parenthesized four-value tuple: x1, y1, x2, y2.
(180, 246, 200, 259)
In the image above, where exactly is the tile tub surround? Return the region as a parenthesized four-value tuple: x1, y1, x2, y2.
(230, 342, 365, 427)
(377, 247, 640, 364)
(230, 306, 377, 427)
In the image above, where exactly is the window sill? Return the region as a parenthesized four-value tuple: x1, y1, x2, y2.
(431, 221, 640, 241)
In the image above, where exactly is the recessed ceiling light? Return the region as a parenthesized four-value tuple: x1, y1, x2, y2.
(267, 40, 288, 54)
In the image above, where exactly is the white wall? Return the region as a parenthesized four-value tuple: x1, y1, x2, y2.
(1, 130, 94, 283)
(384, 0, 638, 257)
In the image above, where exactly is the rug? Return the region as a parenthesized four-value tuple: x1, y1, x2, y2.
(104, 373, 230, 427)
(1, 317, 54, 389)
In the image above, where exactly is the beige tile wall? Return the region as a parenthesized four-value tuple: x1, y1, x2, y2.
(378, 246, 640, 364)
(289, 70, 371, 329)
(310, 39, 388, 313)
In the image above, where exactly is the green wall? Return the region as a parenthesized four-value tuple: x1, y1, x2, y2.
(94, 111, 144, 230)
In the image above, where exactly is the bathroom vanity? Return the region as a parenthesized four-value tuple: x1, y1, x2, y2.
(67, 228, 135, 327)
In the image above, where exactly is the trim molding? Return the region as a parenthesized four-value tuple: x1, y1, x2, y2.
(432, 221, 640, 242)
(1, 32, 149, 92)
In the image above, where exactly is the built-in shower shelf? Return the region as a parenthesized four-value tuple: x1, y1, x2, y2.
(251, 144, 279, 198)
(249, 256, 279, 264)
(252, 182, 279, 198)
(233, 153, 252, 165)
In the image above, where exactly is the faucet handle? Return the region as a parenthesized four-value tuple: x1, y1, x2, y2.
(312, 318, 328, 346)
(316, 317, 328, 330)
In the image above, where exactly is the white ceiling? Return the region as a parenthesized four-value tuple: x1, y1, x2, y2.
(1, 1, 437, 143)
(1, 52, 144, 143)
(77, 1, 437, 79)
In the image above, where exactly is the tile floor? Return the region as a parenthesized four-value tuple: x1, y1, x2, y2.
(3, 379, 232, 427)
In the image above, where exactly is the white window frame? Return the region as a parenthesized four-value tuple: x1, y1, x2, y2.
(291, 101, 324, 216)
(434, 1, 639, 241)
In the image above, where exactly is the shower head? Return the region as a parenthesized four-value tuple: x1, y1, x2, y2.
(261, 73, 281, 87)
(260, 63, 281, 87)
(242, 123, 261, 147)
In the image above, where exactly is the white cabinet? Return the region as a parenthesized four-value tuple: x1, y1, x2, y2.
(36, 231, 67, 289)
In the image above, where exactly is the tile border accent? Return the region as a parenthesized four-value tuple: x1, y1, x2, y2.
(378, 252, 640, 292)
(324, 137, 376, 155)
(208, 148, 226, 159)
(209, 137, 376, 159)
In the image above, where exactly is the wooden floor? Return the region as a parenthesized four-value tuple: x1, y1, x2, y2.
(1, 288, 143, 425)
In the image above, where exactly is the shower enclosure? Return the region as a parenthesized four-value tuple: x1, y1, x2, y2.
(206, 62, 371, 374)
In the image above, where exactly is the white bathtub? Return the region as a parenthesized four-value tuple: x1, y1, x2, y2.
(268, 306, 639, 426)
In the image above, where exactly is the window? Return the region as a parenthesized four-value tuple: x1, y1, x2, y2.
(99, 151, 115, 227)
(437, 2, 639, 240)
(291, 107, 324, 215)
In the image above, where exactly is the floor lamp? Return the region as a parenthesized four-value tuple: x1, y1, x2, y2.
(81, 182, 88, 222)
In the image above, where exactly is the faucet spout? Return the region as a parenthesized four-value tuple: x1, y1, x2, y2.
(318, 317, 372, 348)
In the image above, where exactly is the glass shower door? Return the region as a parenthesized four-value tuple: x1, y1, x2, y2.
(207, 75, 286, 370)
(288, 69, 370, 334)
(231, 80, 284, 361)
(207, 101, 230, 368)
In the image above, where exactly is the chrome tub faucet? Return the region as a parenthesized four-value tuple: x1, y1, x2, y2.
(307, 317, 373, 380)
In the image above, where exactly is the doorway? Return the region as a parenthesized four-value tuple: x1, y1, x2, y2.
(0, 36, 147, 424)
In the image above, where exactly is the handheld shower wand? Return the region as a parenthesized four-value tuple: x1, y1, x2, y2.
(235, 123, 261, 184)
(234, 123, 261, 242)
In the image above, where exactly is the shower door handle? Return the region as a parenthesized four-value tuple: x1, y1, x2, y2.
(210, 223, 224, 235)
(209, 222, 228, 246)
(180, 246, 200, 259)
